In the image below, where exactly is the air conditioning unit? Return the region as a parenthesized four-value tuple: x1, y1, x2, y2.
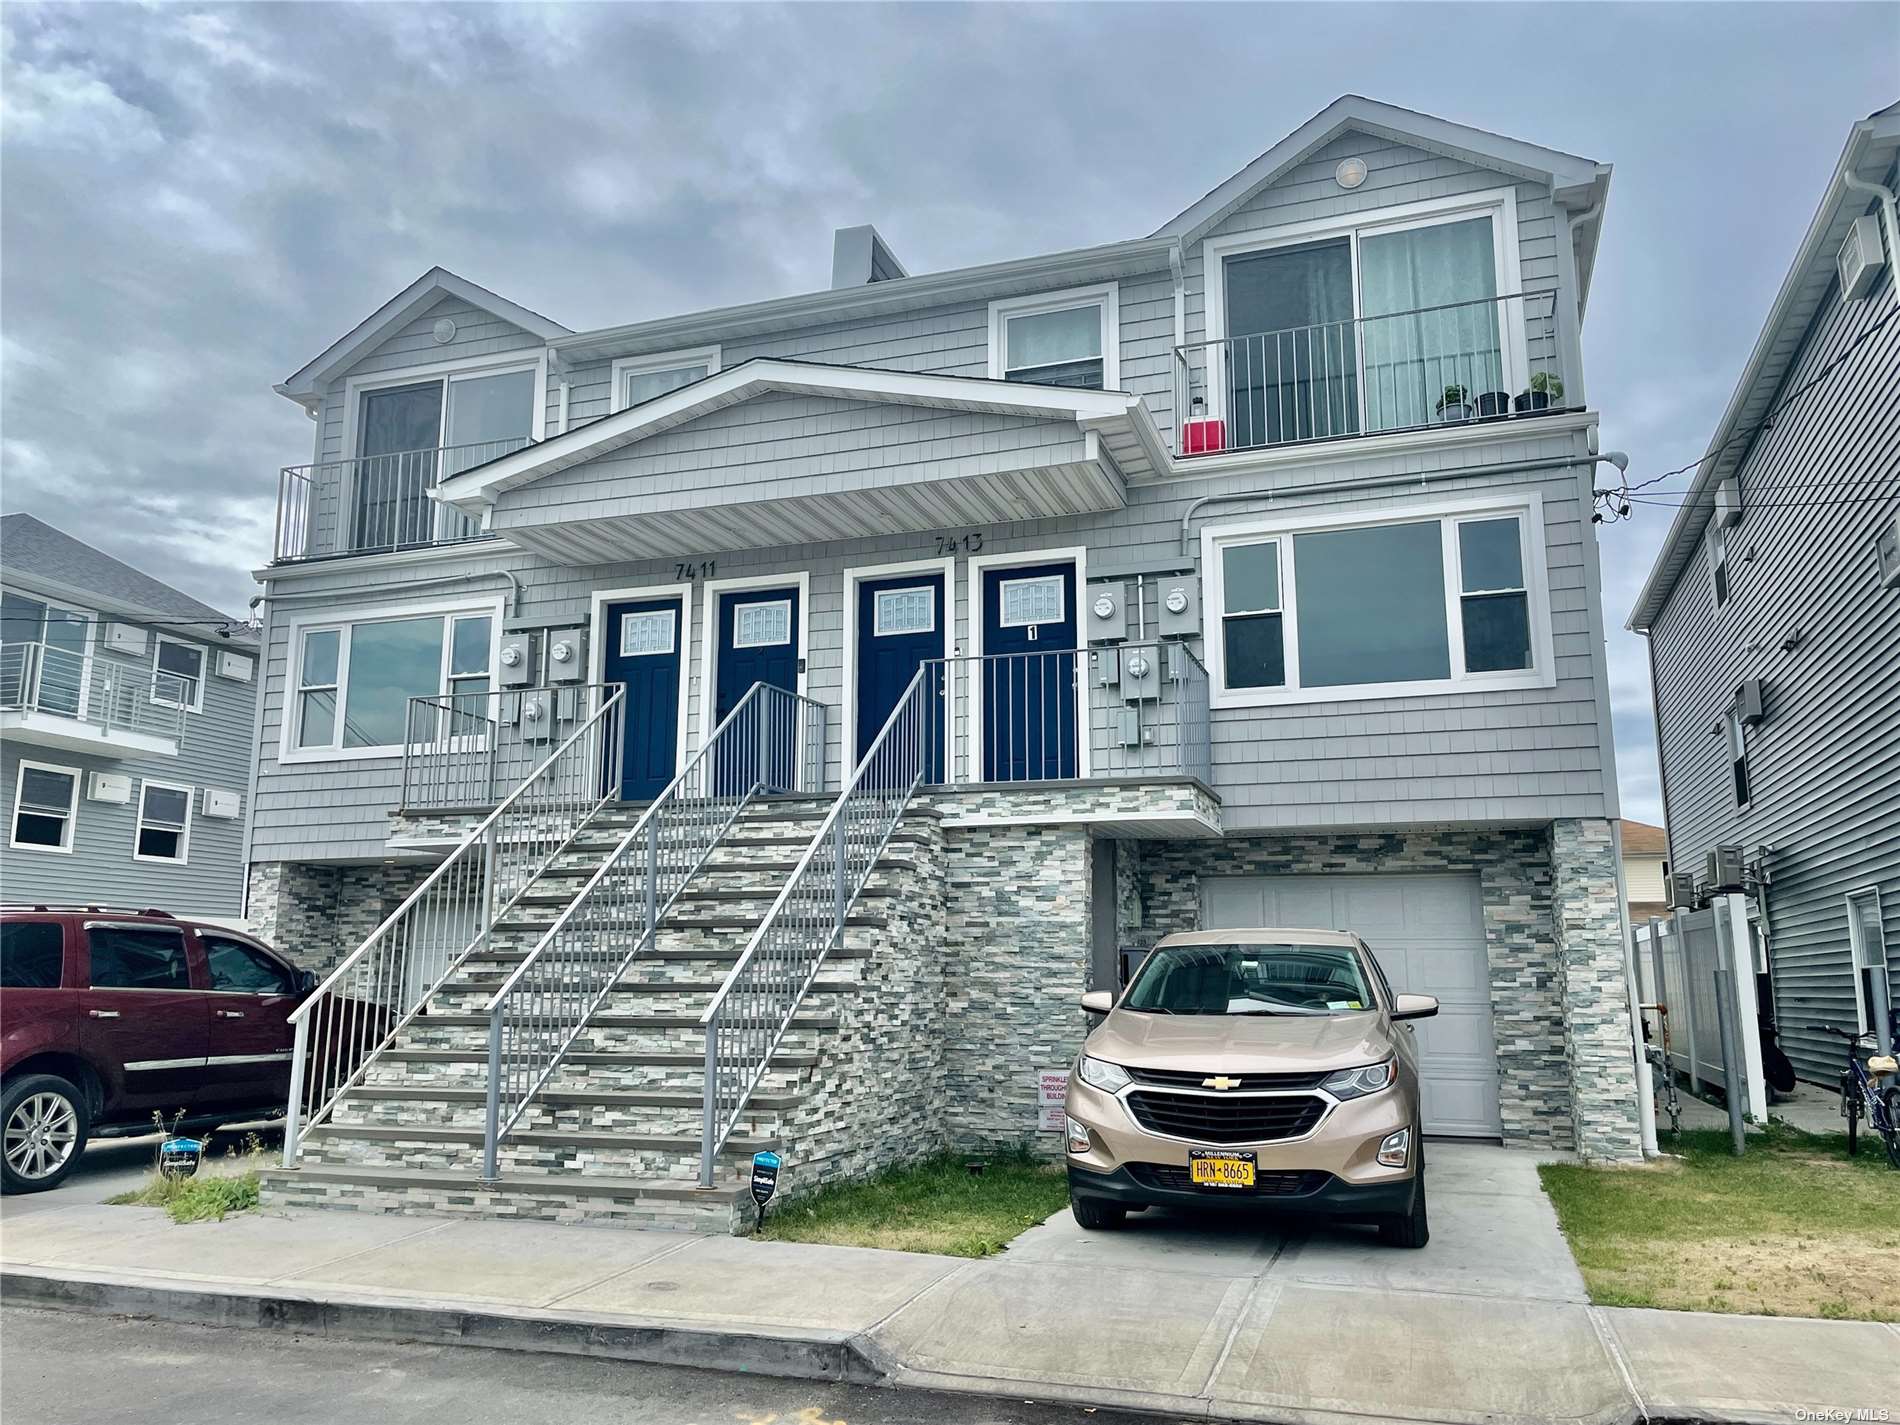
(87, 772, 132, 804)
(1714, 477, 1743, 528)
(1667, 873, 1699, 911)
(1877, 512, 1900, 590)
(1704, 845, 1746, 892)
(202, 788, 242, 820)
(214, 650, 254, 683)
(104, 623, 147, 658)
(1837, 214, 1887, 301)
(1733, 678, 1765, 727)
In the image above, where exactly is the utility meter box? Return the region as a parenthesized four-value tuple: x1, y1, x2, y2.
(1157, 575, 1200, 639)
(1091, 647, 1120, 691)
(1119, 644, 1160, 701)
(519, 689, 554, 741)
(1085, 584, 1131, 643)
(497, 631, 537, 688)
(544, 628, 586, 683)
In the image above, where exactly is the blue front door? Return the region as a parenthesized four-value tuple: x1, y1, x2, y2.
(855, 572, 946, 783)
(603, 598, 683, 800)
(980, 562, 1078, 781)
(715, 587, 801, 792)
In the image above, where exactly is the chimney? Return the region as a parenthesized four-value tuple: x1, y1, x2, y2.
(830, 224, 909, 289)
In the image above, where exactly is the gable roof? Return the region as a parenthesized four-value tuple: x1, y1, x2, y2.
(276, 267, 569, 410)
(0, 512, 251, 639)
(1619, 819, 1668, 857)
(1627, 102, 1900, 633)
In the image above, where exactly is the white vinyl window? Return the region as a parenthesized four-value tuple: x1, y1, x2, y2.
(999, 575, 1065, 628)
(988, 284, 1119, 390)
(133, 781, 192, 864)
(10, 761, 79, 854)
(1205, 499, 1549, 707)
(151, 635, 205, 712)
(1846, 889, 1888, 1034)
(612, 347, 721, 412)
(873, 587, 935, 637)
(286, 606, 498, 758)
(619, 609, 678, 657)
(732, 601, 792, 649)
(1725, 704, 1751, 808)
(1706, 520, 1731, 608)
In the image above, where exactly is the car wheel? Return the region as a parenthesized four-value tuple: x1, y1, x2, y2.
(1070, 1193, 1126, 1230)
(2, 1074, 89, 1195)
(1377, 1165, 1429, 1249)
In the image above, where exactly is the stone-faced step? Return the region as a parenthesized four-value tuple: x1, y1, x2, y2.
(460, 942, 871, 972)
(392, 1011, 840, 1058)
(331, 1085, 793, 1138)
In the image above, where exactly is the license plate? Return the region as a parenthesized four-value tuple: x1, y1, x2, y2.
(1188, 1150, 1256, 1188)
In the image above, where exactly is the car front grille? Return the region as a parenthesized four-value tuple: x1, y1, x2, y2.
(1125, 1090, 1328, 1144)
(1124, 1065, 1329, 1091)
(1126, 1164, 1331, 1197)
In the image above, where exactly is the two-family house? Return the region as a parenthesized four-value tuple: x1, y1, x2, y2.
(248, 96, 1646, 1227)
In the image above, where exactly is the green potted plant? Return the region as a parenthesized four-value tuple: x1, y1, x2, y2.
(1514, 371, 1564, 413)
(1434, 383, 1473, 423)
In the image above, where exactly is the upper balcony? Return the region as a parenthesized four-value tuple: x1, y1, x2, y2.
(0, 641, 187, 757)
(273, 438, 527, 563)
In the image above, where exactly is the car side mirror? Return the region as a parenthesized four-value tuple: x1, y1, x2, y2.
(297, 969, 319, 994)
(1392, 993, 1438, 1021)
(1080, 990, 1115, 1015)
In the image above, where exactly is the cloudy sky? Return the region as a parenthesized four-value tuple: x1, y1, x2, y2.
(2, 2, 1894, 822)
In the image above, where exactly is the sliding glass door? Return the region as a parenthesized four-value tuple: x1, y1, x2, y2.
(1224, 239, 1358, 446)
(1359, 217, 1503, 432)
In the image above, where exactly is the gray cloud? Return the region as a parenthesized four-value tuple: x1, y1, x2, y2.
(5, 1, 1894, 824)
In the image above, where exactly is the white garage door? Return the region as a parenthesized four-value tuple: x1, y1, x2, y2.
(1201, 873, 1500, 1137)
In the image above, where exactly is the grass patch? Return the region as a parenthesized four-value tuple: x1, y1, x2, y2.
(755, 1149, 1069, 1257)
(1538, 1122, 1898, 1321)
(109, 1169, 260, 1224)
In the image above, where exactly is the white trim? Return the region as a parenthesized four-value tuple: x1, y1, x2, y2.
(150, 633, 206, 714)
(9, 758, 80, 854)
(1200, 188, 1525, 428)
(1201, 492, 1554, 709)
(1846, 886, 1887, 1035)
(731, 600, 794, 650)
(987, 282, 1121, 391)
(610, 346, 722, 414)
(132, 778, 194, 866)
(1724, 703, 1752, 811)
(696, 571, 812, 752)
(8, 596, 94, 721)
(1704, 519, 1730, 610)
(840, 556, 957, 772)
(276, 596, 505, 765)
(967, 545, 1090, 781)
(588, 581, 693, 781)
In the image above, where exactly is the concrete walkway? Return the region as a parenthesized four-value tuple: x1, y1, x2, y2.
(2, 1143, 1894, 1425)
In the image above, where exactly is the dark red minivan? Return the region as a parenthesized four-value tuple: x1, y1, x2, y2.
(1, 905, 316, 1193)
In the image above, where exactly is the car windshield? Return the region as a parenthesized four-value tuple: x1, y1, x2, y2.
(1123, 942, 1374, 1017)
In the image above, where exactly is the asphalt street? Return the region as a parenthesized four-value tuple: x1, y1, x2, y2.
(0, 1308, 1197, 1425)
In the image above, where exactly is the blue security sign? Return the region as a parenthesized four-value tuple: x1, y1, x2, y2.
(750, 1150, 781, 1207)
(159, 1137, 203, 1179)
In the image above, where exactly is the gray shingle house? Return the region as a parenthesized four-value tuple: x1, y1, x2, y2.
(1630, 103, 1900, 1088)
(249, 95, 1648, 1226)
(1, 513, 258, 918)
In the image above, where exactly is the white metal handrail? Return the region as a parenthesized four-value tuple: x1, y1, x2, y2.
(698, 664, 937, 1185)
(478, 681, 827, 1178)
(0, 641, 189, 742)
(280, 684, 626, 1165)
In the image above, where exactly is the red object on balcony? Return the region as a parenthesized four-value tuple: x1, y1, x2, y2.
(1181, 418, 1226, 456)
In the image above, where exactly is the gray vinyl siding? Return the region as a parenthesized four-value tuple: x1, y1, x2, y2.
(0, 623, 255, 917)
(1648, 253, 1900, 1085)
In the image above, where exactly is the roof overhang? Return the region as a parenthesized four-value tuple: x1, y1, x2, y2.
(275, 267, 569, 412)
(1, 567, 250, 641)
(1628, 105, 1900, 632)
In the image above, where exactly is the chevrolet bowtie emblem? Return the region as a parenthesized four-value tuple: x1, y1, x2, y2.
(1202, 1076, 1243, 1091)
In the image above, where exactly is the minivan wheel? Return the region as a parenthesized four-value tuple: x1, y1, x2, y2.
(1377, 1165, 1429, 1249)
(1070, 1193, 1126, 1230)
(2, 1074, 89, 1194)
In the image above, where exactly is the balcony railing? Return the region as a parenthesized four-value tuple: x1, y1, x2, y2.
(274, 438, 529, 563)
(1172, 291, 1565, 456)
(400, 682, 627, 813)
(0, 641, 188, 746)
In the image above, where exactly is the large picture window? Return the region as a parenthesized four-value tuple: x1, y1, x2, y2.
(287, 608, 496, 757)
(1205, 500, 1547, 706)
(988, 285, 1119, 390)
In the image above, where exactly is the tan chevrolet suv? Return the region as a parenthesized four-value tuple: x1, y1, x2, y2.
(1064, 929, 1439, 1247)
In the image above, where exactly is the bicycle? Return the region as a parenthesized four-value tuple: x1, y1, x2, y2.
(1807, 1014, 1900, 1168)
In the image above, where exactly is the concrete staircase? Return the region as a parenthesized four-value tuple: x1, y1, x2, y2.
(261, 797, 942, 1232)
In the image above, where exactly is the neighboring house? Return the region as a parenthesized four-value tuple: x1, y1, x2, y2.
(250, 95, 1646, 1225)
(0, 514, 259, 918)
(1629, 103, 1900, 1088)
(1621, 819, 1670, 926)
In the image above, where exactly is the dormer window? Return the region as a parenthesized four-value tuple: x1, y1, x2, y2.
(988, 284, 1119, 390)
(612, 347, 721, 412)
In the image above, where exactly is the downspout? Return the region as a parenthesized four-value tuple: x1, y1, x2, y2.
(1560, 196, 1603, 409)
(1841, 168, 1900, 308)
(1169, 241, 1186, 452)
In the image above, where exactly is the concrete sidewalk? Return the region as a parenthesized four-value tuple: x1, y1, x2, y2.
(3, 1159, 1894, 1425)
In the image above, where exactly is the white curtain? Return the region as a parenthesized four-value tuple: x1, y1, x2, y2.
(1358, 218, 1503, 432)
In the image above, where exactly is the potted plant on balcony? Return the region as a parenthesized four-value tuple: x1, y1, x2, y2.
(1434, 384, 1473, 423)
(1513, 371, 1564, 414)
(1473, 388, 1512, 419)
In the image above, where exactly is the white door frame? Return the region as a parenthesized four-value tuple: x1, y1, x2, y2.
(696, 570, 813, 756)
(588, 580, 693, 779)
(966, 544, 1090, 782)
(841, 556, 957, 779)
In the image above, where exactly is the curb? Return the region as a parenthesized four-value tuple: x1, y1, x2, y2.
(0, 1266, 887, 1386)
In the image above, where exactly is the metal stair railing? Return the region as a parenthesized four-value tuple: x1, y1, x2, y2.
(280, 684, 627, 1166)
(698, 663, 939, 1185)
(478, 681, 828, 1178)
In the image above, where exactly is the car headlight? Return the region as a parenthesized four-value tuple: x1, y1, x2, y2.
(1077, 1054, 1132, 1094)
(1321, 1058, 1396, 1100)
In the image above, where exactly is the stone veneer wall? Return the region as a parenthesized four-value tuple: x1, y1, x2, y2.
(245, 860, 432, 973)
(1550, 818, 1644, 1161)
(1134, 828, 1578, 1151)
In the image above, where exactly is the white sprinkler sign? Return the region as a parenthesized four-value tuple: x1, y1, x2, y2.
(1037, 1068, 1070, 1132)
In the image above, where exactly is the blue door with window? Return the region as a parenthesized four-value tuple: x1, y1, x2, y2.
(855, 573, 945, 783)
(980, 562, 1077, 781)
(604, 598, 682, 800)
(715, 587, 800, 793)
